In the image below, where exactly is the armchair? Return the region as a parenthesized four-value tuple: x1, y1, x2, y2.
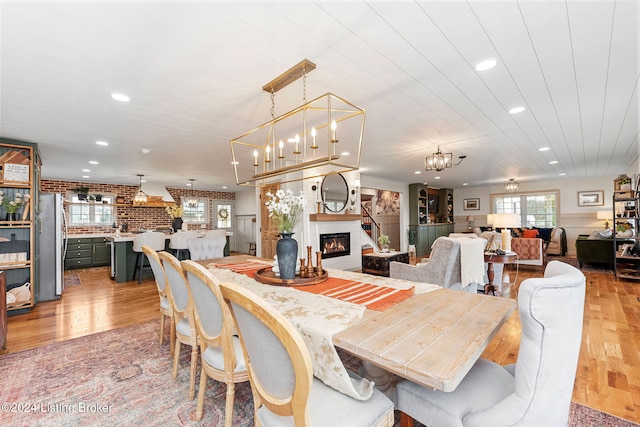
(390, 237, 484, 293)
(396, 260, 586, 426)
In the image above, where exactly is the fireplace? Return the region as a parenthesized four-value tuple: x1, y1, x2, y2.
(320, 232, 351, 259)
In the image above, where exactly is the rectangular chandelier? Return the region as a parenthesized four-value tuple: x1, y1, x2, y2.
(230, 61, 365, 187)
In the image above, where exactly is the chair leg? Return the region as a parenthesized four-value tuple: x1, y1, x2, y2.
(224, 382, 236, 427)
(196, 365, 208, 421)
(189, 345, 199, 400)
(137, 253, 145, 284)
(400, 411, 414, 427)
(159, 313, 165, 345)
(132, 252, 142, 282)
(169, 317, 176, 357)
(172, 340, 181, 380)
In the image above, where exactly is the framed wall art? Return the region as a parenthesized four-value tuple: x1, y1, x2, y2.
(577, 190, 604, 207)
(463, 198, 480, 210)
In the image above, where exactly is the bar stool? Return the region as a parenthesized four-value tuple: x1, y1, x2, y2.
(248, 242, 256, 256)
(169, 230, 198, 260)
(132, 232, 166, 283)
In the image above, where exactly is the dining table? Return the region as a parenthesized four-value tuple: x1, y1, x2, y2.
(197, 255, 516, 402)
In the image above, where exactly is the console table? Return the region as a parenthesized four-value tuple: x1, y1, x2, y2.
(362, 251, 409, 277)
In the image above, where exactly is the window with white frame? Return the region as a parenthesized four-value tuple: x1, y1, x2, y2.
(182, 197, 208, 224)
(215, 203, 232, 229)
(67, 193, 116, 225)
(492, 191, 558, 227)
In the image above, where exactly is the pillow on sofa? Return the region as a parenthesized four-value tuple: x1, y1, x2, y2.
(587, 229, 612, 240)
(534, 227, 554, 242)
(522, 229, 539, 238)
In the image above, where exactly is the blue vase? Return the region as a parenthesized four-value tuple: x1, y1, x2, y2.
(276, 232, 298, 280)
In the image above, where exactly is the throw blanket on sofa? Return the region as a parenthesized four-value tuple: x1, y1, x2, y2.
(446, 237, 486, 288)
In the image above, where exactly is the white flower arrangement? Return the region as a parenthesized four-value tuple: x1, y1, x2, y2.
(0, 191, 29, 214)
(165, 204, 184, 219)
(265, 189, 306, 233)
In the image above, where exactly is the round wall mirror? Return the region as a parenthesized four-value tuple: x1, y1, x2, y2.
(322, 173, 349, 213)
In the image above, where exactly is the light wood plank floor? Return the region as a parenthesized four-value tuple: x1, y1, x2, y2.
(2, 261, 639, 423)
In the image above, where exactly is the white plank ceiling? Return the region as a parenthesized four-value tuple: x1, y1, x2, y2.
(0, 0, 637, 191)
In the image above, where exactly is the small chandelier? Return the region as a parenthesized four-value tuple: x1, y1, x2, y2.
(186, 178, 198, 208)
(425, 146, 466, 172)
(230, 59, 365, 187)
(505, 178, 519, 193)
(133, 174, 148, 205)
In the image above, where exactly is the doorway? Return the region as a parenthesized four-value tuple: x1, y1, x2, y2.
(360, 188, 401, 251)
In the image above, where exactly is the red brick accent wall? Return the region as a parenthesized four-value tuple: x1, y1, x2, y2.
(41, 180, 236, 235)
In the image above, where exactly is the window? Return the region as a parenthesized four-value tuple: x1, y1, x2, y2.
(216, 203, 232, 229)
(67, 194, 115, 225)
(492, 191, 558, 227)
(182, 197, 208, 224)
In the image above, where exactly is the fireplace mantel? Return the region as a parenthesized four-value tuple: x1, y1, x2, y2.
(309, 213, 361, 221)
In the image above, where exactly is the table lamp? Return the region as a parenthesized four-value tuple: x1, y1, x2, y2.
(596, 210, 610, 229)
(486, 214, 494, 230)
(493, 213, 520, 252)
(466, 215, 475, 230)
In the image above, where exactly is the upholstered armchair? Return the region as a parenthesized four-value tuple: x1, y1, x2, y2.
(389, 237, 484, 293)
(396, 260, 586, 427)
(546, 227, 566, 255)
(187, 236, 226, 260)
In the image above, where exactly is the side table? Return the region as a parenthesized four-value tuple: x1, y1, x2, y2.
(484, 252, 517, 295)
(362, 251, 409, 277)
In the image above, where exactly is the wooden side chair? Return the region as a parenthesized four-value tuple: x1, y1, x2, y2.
(159, 251, 199, 400)
(142, 246, 175, 356)
(181, 260, 249, 424)
(219, 280, 395, 427)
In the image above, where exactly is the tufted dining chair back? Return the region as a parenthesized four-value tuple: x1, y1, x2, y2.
(188, 236, 226, 260)
(169, 230, 199, 260)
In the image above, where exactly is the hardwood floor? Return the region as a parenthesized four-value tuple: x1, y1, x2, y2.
(2, 260, 639, 423)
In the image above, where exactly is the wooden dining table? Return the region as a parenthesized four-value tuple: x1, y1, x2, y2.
(198, 255, 516, 398)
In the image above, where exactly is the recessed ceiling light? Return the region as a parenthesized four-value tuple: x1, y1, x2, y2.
(111, 93, 130, 102)
(414, 171, 421, 174)
(509, 106, 526, 114)
(231, 161, 239, 165)
(95, 140, 109, 146)
(538, 147, 550, 152)
(549, 160, 558, 165)
(475, 59, 497, 71)
(463, 183, 469, 186)
(434, 176, 441, 180)
(82, 175, 90, 179)
(141, 179, 146, 183)
(88, 160, 99, 165)
(82, 169, 91, 172)
(341, 151, 350, 156)
(186, 182, 192, 186)
(558, 173, 566, 176)
(141, 147, 151, 155)
(222, 186, 228, 189)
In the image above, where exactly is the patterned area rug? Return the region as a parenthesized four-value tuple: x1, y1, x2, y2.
(63, 270, 81, 287)
(1, 320, 637, 426)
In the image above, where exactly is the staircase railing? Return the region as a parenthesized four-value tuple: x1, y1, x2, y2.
(361, 204, 381, 247)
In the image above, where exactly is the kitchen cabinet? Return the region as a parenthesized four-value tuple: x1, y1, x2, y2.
(410, 223, 454, 258)
(0, 139, 40, 312)
(65, 237, 111, 269)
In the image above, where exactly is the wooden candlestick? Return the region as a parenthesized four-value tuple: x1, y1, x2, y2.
(299, 258, 307, 278)
(315, 251, 323, 275)
(306, 246, 315, 277)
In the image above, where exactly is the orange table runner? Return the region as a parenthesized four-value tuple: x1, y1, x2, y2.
(214, 262, 414, 311)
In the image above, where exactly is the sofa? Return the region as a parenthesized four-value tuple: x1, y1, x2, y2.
(575, 234, 631, 268)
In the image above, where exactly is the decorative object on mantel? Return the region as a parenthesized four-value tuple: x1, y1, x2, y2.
(265, 189, 306, 280)
(133, 174, 148, 206)
(230, 59, 365, 187)
(425, 146, 466, 172)
(504, 178, 519, 193)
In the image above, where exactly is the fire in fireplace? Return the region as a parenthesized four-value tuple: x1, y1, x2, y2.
(320, 232, 350, 259)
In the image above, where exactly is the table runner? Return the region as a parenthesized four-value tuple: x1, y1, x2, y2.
(214, 262, 414, 311)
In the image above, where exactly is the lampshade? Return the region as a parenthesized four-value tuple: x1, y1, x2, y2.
(492, 213, 520, 229)
(486, 214, 494, 225)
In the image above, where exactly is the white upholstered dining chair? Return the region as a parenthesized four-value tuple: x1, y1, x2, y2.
(181, 260, 249, 424)
(142, 246, 175, 356)
(132, 231, 166, 283)
(159, 251, 199, 401)
(396, 260, 586, 427)
(188, 236, 226, 260)
(219, 280, 395, 427)
(169, 230, 199, 260)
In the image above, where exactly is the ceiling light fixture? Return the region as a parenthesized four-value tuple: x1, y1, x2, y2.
(475, 59, 497, 71)
(95, 140, 109, 146)
(111, 93, 130, 102)
(89, 160, 99, 165)
(133, 174, 148, 206)
(186, 178, 198, 208)
(549, 160, 558, 164)
(538, 147, 550, 151)
(230, 59, 365, 187)
(509, 106, 526, 114)
(505, 178, 519, 193)
(425, 146, 466, 172)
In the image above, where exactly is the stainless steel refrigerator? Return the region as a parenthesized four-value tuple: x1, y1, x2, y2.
(37, 193, 67, 301)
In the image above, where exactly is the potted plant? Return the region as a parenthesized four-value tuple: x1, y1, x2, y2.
(73, 186, 89, 201)
(93, 194, 103, 202)
(378, 234, 390, 252)
(407, 229, 417, 261)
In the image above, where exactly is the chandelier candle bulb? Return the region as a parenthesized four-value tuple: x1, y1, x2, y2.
(265, 145, 271, 163)
(330, 120, 337, 142)
(311, 126, 317, 149)
(294, 134, 300, 155)
(253, 150, 258, 166)
(278, 140, 284, 159)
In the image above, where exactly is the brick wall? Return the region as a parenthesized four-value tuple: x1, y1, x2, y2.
(41, 180, 236, 234)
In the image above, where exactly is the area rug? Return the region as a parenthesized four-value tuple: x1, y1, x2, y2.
(63, 270, 81, 287)
(1, 320, 637, 426)
(548, 255, 613, 273)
